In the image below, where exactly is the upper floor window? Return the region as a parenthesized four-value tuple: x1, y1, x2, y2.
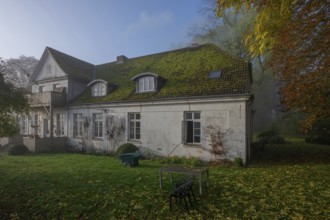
(132, 73, 159, 93)
(138, 76, 155, 92)
(46, 64, 52, 74)
(92, 83, 106, 96)
(88, 80, 108, 97)
(53, 84, 61, 90)
(39, 86, 45, 93)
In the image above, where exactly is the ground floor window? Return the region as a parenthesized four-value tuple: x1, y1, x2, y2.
(73, 113, 84, 137)
(56, 114, 65, 136)
(183, 112, 201, 144)
(93, 113, 103, 138)
(128, 113, 140, 140)
(34, 114, 42, 135)
(20, 115, 29, 134)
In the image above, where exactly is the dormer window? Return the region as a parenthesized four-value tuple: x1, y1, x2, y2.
(138, 76, 155, 92)
(87, 79, 108, 97)
(93, 83, 106, 96)
(132, 72, 160, 93)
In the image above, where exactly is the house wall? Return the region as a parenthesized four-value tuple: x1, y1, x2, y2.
(67, 97, 250, 163)
(31, 52, 89, 102)
(31, 78, 87, 102)
(35, 53, 66, 81)
(31, 79, 68, 93)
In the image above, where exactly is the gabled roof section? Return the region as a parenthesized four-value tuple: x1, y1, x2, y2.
(30, 47, 94, 82)
(71, 44, 252, 104)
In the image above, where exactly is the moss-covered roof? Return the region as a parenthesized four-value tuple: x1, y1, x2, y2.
(72, 44, 251, 104)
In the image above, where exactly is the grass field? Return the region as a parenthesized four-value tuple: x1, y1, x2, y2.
(0, 140, 329, 219)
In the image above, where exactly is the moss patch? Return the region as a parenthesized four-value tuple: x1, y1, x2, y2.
(73, 44, 250, 104)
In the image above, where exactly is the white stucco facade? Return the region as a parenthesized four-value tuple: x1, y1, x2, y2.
(67, 96, 252, 163)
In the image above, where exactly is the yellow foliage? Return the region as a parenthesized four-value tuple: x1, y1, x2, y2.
(217, 0, 294, 57)
(217, 0, 330, 130)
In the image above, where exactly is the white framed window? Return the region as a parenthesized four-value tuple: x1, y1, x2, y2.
(53, 84, 61, 90)
(93, 113, 103, 138)
(39, 86, 45, 93)
(183, 112, 201, 144)
(73, 113, 84, 137)
(128, 113, 140, 140)
(34, 114, 42, 135)
(137, 76, 155, 92)
(20, 115, 29, 134)
(56, 114, 65, 136)
(92, 83, 106, 96)
(46, 64, 52, 73)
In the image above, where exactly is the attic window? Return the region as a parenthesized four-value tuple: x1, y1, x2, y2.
(92, 83, 106, 96)
(138, 76, 155, 92)
(87, 79, 109, 97)
(209, 70, 222, 79)
(132, 72, 159, 93)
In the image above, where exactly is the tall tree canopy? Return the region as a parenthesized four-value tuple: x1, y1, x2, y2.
(0, 58, 28, 137)
(217, 0, 330, 131)
(3, 56, 38, 88)
(190, 3, 281, 132)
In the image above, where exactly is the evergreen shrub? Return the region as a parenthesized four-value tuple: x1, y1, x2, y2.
(8, 144, 29, 156)
(116, 143, 139, 155)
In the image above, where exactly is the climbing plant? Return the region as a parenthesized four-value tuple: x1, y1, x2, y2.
(105, 115, 126, 153)
(80, 115, 94, 153)
(207, 125, 230, 164)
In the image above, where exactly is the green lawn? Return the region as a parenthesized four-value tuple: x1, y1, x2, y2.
(0, 142, 330, 219)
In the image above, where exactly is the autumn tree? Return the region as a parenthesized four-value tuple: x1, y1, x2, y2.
(191, 0, 281, 132)
(0, 58, 28, 137)
(217, 0, 330, 131)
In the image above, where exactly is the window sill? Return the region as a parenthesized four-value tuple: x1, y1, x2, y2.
(91, 95, 106, 97)
(92, 138, 103, 141)
(136, 90, 156, 94)
(183, 143, 202, 148)
(128, 140, 142, 144)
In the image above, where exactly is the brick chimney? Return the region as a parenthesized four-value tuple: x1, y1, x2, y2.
(116, 55, 128, 64)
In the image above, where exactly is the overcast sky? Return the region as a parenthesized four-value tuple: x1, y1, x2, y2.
(0, 0, 206, 64)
